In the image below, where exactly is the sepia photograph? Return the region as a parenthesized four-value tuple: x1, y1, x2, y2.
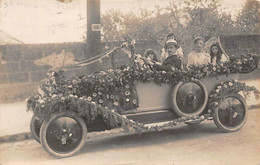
(0, 0, 260, 164)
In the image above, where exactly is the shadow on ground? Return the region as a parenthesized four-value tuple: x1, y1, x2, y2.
(79, 122, 220, 155)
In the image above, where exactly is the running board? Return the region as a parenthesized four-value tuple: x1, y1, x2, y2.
(122, 106, 171, 115)
(125, 109, 170, 116)
(124, 110, 179, 124)
(144, 120, 176, 128)
(143, 116, 212, 129)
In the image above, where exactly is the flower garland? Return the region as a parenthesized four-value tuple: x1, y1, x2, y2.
(27, 53, 259, 132)
(208, 80, 260, 115)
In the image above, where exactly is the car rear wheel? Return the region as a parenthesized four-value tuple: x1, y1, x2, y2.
(213, 94, 247, 132)
(30, 115, 42, 143)
(40, 111, 87, 158)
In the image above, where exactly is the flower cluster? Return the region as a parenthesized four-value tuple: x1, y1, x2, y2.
(208, 80, 260, 115)
(229, 54, 258, 73)
(37, 69, 68, 97)
(185, 53, 258, 80)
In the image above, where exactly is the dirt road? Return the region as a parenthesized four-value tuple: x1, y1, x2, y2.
(0, 108, 260, 165)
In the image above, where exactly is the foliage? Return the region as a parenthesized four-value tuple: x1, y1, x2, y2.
(101, 0, 259, 43)
(236, 0, 260, 35)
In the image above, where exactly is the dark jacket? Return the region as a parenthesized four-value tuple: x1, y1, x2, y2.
(154, 55, 182, 71)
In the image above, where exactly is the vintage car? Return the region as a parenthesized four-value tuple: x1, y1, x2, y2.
(27, 51, 259, 158)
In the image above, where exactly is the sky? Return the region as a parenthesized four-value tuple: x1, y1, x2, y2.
(0, 0, 249, 44)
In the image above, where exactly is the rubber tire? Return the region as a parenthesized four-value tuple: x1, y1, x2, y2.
(213, 94, 247, 132)
(171, 79, 208, 117)
(30, 115, 42, 143)
(40, 111, 87, 158)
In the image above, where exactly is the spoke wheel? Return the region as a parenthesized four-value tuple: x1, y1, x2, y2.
(213, 94, 247, 132)
(30, 115, 42, 143)
(171, 79, 208, 117)
(40, 111, 87, 158)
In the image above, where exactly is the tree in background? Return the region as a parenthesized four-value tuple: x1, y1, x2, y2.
(101, 9, 126, 41)
(101, 0, 259, 52)
(236, 0, 260, 35)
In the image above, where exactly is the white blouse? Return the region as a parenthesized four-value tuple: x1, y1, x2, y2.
(187, 51, 211, 67)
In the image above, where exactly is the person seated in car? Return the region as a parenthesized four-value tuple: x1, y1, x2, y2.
(135, 49, 158, 69)
(145, 39, 182, 71)
(159, 33, 184, 62)
(210, 43, 229, 65)
(187, 37, 210, 68)
(144, 49, 159, 62)
(143, 49, 159, 69)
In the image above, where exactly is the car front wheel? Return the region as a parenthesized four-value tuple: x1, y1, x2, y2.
(40, 111, 87, 158)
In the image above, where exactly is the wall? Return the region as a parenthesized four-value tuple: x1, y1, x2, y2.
(0, 35, 259, 103)
(221, 35, 260, 56)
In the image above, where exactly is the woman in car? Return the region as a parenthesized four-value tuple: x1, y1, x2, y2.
(187, 37, 211, 68)
(210, 43, 229, 65)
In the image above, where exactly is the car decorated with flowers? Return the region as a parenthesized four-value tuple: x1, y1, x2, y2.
(27, 52, 259, 158)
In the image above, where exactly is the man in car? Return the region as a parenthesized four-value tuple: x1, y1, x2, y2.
(146, 39, 182, 71)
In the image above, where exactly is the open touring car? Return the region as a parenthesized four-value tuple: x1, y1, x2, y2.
(27, 46, 259, 158)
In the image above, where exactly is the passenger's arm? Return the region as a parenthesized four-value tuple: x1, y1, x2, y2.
(159, 48, 167, 63)
(186, 53, 192, 68)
